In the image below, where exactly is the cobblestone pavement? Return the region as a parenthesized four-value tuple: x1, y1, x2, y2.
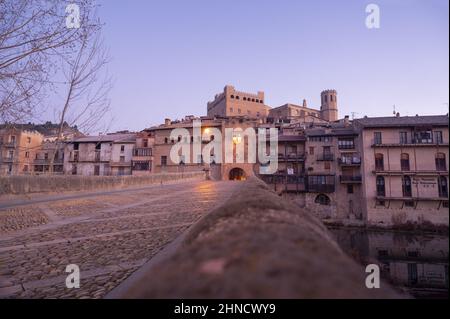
(0, 180, 239, 299)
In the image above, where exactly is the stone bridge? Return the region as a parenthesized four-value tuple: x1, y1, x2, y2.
(0, 174, 402, 298)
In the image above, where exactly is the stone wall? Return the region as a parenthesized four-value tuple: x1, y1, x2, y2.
(107, 177, 403, 299)
(0, 171, 205, 195)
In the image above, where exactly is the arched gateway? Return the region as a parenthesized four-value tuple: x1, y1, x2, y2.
(229, 168, 246, 181)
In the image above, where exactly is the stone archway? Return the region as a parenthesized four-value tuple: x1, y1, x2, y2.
(229, 167, 246, 181)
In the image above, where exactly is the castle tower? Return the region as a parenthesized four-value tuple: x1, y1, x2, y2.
(320, 89, 338, 122)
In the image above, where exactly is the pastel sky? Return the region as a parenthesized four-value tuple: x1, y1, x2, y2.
(92, 0, 448, 132)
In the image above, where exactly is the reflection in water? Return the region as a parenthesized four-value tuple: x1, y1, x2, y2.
(328, 227, 449, 299)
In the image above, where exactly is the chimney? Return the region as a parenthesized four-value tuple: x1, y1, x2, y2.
(164, 118, 171, 126)
(396, 112, 400, 117)
(302, 99, 307, 107)
(344, 115, 350, 127)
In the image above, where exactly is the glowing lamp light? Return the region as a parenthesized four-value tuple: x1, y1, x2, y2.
(232, 133, 242, 144)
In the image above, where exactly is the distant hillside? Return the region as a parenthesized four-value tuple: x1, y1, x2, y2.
(0, 121, 82, 137)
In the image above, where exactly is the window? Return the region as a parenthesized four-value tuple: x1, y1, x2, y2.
(374, 132, 382, 144)
(401, 153, 410, 171)
(94, 165, 100, 176)
(315, 194, 330, 205)
(23, 165, 28, 172)
(236, 96, 240, 100)
(27, 137, 31, 144)
(399, 132, 408, 144)
(25, 152, 29, 158)
(161, 156, 167, 166)
(120, 156, 125, 162)
(404, 201, 414, 207)
(177, 136, 181, 142)
(256, 112, 260, 117)
(347, 184, 354, 194)
(338, 138, 354, 149)
(143, 139, 148, 148)
(375, 153, 384, 171)
(402, 176, 412, 197)
(413, 130, 432, 144)
(238, 108, 241, 114)
(164, 137, 168, 144)
(436, 153, 446, 171)
(376, 176, 385, 196)
(72, 165, 77, 175)
(434, 131, 443, 144)
(95, 143, 101, 150)
(324, 162, 330, 170)
(44, 153, 48, 160)
(74, 143, 79, 150)
(309, 147, 314, 155)
(438, 176, 448, 198)
(231, 95, 234, 99)
(121, 145, 125, 152)
(229, 108, 233, 113)
(10, 136, 16, 144)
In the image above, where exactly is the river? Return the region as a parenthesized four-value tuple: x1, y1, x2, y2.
(328, 227, 449, 299)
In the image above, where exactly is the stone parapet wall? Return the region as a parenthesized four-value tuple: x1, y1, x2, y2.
(0, 172, 205, 195)
(107, 177, 403, 299)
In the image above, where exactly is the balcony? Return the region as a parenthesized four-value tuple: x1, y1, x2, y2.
(34, 159, 64, 165)
(110, 161, 132, 167)
(340, 175, 362, 183)
(371, 138, 449, 148)
(338, 157, 361, 166)
(278, 153, 306, 161)
(373, 169, 448, 176)
(133, 148, 152, 157)
(0, 141, 16, 148)
(316, 153, 334, 161)
(1, 157, 14, 162)
(259, 174, 307, 192)
(308, 184, 335, 193)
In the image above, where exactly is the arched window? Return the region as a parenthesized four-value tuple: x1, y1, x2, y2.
(375, 153, 384, 171)
(376, 176, 385, 196)
(230, 95, 235, 99)
(401, 153, 410, 171)
(438, 176, 448, 198)
(402, 176, 412, 197)
(436, 153, 446, 171)
(315, 194, 330, 205)
(164, 137, 168, 144)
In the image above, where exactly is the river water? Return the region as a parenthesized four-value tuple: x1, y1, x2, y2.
(328, 227, 449, 299)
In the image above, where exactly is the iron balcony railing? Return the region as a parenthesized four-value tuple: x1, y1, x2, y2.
(316, 153, 334, 161)
(0, 141, 16, 148)
(338, 157, 361, 165)
(339, 175, 362, 183)
(307, 184, 335, 193)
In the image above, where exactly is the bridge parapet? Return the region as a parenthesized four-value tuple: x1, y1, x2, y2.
(107, 177, 403, 298)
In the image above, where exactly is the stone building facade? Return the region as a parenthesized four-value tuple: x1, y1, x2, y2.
(354, 115, 449, 227)
(207, 85, 270, 118)
(63, 133, 136, 176)
(0, 128, 43, 175)
(132, 131, 154, 175)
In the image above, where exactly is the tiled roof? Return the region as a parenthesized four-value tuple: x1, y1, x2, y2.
(355, 115, 449, 128)
(70, 133, 136, 143)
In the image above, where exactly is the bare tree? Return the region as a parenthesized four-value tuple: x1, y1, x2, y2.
(48, 9, 112, 173)
(0, 0, 99, 123)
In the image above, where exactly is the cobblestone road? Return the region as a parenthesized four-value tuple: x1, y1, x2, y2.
(0, 180, 239, 299)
